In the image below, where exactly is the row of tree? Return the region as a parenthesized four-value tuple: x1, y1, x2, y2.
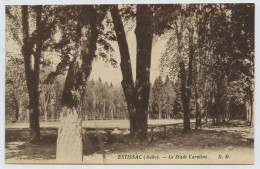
(6, 66, 129, 122)
(160, 4, 254, 130)
(6, 4, 254, 161)
(5, 63, 184, 123)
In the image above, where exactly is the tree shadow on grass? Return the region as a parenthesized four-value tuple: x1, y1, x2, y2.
(5, 126, 254, 161)
(148, 127, 254, 152)
(5, 129, 57, 160)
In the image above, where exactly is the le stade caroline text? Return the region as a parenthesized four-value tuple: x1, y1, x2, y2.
(118, 154, 208, 160)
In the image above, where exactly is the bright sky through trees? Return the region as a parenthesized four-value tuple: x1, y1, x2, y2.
(90, 27, 168, 85)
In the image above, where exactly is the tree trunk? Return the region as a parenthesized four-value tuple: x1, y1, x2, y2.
(178, 27, 194, 133)
(158, 105, 161, 120)
(44, 110, 47, 121)
(22, 5, 42, 142)
(194, 87, 201, 130)
(56, 5, 105, 162)
(56, 107, 83, 161)
(245, 100, 250, 121)
(42, 90, 50, 121)
(56, 59, 86, 162)
(134, 4, 153, 139)
(13, 93, 19, 121)
(215, 75, 224, 126)
(111, 5, 153, 139)
(15, 103, 19, 121)
(111, 5, 136, 132)
(28, 91, 40, 142)
(179, 65, 190, 132)
(179, 62, 191, 133)
(250, 92, 254, 127)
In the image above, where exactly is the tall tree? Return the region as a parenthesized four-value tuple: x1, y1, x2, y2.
(161, 75, 175, 119)
(5, 53, 28, 122)
(110, 5, 135, 132)
(230, 4, 254, 126)
(111, 4, 181, 138)
(56, 5, 107, 161)
(165, 5, 196, 132)
(134, 4, 153, 138)
(111, 5, 153, 139)
(6, 5, 57, 141)
(21, 5, 42, 141)
(151, 76, 164, 118)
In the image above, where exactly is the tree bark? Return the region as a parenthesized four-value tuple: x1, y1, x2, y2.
(134, 4, 153, 139)
(250, 91, 254, 127)
(214, 74, 224, 125)
(179, 28, 194, 133)
(174, 20, 194, 133)
(41, 89, 50, 121)
(194, 86, 201, 130)
(179, 61, 191, 132)
(111, 5, 136, 133)
(111, 5, 153, 139)
(22, 5, 42, 142)
(56, 5, 105, 162)
(56, 107, 83, 161)
(12, 90, 19, 121)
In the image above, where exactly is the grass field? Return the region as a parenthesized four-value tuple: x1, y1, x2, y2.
(5, 119, 254, 164)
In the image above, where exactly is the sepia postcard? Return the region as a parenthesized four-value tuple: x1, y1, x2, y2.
(4, 2, 255, 165)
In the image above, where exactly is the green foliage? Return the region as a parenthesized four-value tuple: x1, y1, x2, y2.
(81, 78, 127, 120)
(5, 53, 28, 121)
(51, 5, 118, 73)
(160, 4, 254, 122)
(5, 4, 254, 124)
(149, 75, 176, 118)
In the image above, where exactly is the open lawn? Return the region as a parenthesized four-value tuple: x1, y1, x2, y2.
(5, 120, 254, 164)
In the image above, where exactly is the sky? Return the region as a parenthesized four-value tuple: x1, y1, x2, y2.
(89, 27, 169, 85)
(5, 17, 170, 87)
(6, 6, 172, 86)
